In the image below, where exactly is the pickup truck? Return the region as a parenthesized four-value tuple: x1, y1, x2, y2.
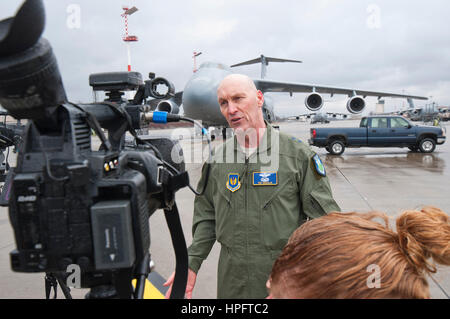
(308, 115, 446, 155)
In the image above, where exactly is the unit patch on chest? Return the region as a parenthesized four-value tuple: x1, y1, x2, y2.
(226, 173, 241, 192)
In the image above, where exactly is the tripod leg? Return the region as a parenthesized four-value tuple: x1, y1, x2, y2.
(45, 273, 58, 299)
(54, 272, 73, 299)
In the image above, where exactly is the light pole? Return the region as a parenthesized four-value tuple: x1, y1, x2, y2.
(193, 51, 202, 73)
(121, 6, 138, 72)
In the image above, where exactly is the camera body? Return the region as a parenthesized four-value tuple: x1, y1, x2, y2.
(8, 83, 183, 289)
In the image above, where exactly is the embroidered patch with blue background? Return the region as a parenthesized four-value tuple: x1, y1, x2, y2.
(312, 154, 326, 177)
(253, 172, 278, 186)
(226, 173, 241, 192)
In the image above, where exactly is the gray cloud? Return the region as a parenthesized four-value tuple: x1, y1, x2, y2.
(1, 0, 449, 116)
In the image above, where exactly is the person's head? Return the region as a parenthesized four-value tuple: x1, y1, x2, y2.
(217, 74, 265, 132)
(268, 206, 450, 299)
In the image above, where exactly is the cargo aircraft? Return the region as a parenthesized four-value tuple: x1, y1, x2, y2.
(152, 55, 428, 138)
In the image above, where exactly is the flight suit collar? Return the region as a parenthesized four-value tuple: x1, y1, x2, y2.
(233, 120, 275, 159)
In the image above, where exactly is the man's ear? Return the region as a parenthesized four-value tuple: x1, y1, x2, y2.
(256, 90, 264, 107)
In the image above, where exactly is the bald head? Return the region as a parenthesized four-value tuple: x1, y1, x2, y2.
(217, 74, 257, 93)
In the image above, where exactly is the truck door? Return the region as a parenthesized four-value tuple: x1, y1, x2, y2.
(389, 117, 416, 144)
(368, 117, 390, 146)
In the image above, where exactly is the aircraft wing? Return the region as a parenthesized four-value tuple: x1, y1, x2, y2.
(253, 79, 428, 100)
(284, 113, 316, 120)
(326, 112, 349, 116)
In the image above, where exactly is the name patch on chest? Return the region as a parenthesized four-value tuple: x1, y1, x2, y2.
(253, 172, 278, 186)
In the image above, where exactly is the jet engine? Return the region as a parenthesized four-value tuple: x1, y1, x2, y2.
(305, 93, 324, 112)
(346, 96, 366, 114)
(155, 98, 180, 114)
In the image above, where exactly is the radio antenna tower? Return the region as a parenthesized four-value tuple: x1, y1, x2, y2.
(193, 51, 202, 73)
(121, 6, 139, 72)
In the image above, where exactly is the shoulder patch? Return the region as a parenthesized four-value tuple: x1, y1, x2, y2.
(312, 154, 326, 177)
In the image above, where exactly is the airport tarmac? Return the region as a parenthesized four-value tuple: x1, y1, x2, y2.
(0, 119, 448, 299)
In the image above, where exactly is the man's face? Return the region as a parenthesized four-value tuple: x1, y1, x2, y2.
(217, 77, 264, 132)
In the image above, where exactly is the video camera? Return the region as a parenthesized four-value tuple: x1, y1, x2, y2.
(0, 0, 193, 299)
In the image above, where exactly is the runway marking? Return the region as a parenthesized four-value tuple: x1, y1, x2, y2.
(429, 276, 450, 299)
(330, 162, 374, 211)
(131, 278, 165, 299)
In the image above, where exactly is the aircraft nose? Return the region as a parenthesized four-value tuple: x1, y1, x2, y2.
(183, 77, 218, 109)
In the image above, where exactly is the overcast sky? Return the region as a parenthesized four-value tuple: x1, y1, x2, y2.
(1, 0, 449, 117)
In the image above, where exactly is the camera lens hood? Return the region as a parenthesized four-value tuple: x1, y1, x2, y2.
(0, 0, 46, 57)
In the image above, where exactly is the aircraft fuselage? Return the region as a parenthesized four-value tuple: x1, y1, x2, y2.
(182, 62, 274, 127)
(182, 62, 231, 127)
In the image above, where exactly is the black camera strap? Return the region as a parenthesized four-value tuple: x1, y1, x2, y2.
(164, 203, 189, 299)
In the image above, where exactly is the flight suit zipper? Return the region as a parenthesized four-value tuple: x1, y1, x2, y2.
(244, 156, 250, 298)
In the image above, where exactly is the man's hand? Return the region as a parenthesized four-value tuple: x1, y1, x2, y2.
(163, 268, 197, 299)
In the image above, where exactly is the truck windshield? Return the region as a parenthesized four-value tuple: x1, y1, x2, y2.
(360, 118, 368, 127)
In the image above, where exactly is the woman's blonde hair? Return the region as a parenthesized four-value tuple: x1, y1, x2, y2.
(270, 206, 450, 298)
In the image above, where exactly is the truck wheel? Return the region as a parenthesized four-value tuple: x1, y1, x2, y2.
(419, 138, 436, 153)
(328, 140, 345, 155)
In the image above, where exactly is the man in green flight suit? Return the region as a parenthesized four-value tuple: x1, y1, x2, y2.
(164, 74, 340, 299)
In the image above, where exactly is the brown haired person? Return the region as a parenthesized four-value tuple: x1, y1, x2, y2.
(267, 206, 450, 298)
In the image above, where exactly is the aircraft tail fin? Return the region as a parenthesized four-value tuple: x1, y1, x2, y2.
(230, 55, 302, 79)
